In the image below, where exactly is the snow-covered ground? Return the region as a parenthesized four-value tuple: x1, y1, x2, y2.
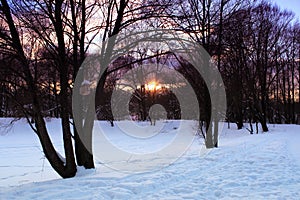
(0, 119, 300, 199)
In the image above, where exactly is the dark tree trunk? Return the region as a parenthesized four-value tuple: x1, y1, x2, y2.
(74, 127, 95, 168)
(236, 119, 243, 130)
(54, 0, 77, 176)
(1, 0, 76, 178)
(213, 119, 219, 148)
(70, 0, 94, 169)
(249, 118, 254, 134)
(206, 121, 214, 148)
(260, 120, 268, 132)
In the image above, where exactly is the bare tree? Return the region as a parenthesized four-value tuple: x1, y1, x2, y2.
(0, 0, 77, 178)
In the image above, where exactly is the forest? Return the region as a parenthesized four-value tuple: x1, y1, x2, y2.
(0, 0, 299, 178)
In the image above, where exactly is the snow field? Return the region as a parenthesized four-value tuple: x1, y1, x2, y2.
(0, 119, 300, 199)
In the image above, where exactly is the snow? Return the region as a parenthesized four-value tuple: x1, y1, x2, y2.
(0, 119, 300, 199)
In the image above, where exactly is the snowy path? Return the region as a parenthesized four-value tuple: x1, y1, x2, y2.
(0, 121, 300, 199)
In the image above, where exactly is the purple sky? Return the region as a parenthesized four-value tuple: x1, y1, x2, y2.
(272, 0, 300, 21)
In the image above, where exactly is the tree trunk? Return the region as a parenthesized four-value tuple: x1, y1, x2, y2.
(236, 119, 243, 130)
(70, 0, 94, 169)
(1, 0, 76, 178)
(205, 120, 214, 148)
(260, 119, 268, 132)
(213, 119, 219, 148)
(74, 126, 95, 168)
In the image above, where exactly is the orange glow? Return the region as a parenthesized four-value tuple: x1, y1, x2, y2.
(146, 81, 161, 91)
(147, 81, 156, 91)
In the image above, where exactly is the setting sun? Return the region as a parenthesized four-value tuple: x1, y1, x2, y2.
(147, 81, 157, 91)
(146, 81, 161, 91)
